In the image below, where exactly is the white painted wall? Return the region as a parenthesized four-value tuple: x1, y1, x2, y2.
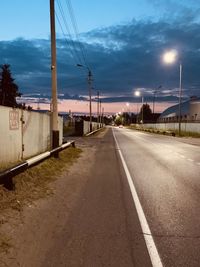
(142, 122, 200, 133)
(0, 106, 22, 164)
(23, 110, 51, 159)
(190, 101, 200, 120)
(0, 106, 63, 166)
(83, 121, 104, 135)
(58, 116, 63, 145)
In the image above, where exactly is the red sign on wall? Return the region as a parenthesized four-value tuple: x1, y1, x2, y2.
(9, 110, 19, 130)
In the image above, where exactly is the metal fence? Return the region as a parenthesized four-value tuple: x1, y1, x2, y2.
(0, 106, 63, 166)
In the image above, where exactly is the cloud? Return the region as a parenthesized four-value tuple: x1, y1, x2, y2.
(84, 18, 200, 97)
(145, 0, 200, 23)
(0, 13, 200, 104)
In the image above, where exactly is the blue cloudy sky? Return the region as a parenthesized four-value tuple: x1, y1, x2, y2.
(0, 0, 200, 110)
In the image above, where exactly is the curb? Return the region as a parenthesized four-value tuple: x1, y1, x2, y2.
(0, 141, 75, 190)
(85, 127, 104, 136)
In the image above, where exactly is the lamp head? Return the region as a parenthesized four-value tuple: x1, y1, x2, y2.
(163, 50, 177, 64)
(134, 91, 141, 97)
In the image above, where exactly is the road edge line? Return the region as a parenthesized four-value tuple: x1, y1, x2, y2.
(112, 129, 163, 267)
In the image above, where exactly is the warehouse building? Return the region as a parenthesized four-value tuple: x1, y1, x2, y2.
(159, 97, 200, 122)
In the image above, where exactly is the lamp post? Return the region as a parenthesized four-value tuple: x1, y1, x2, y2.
(153, 85, 162, 114)
(162, 50, 182, 136)
(142, 96, 144, 124)
(178, 63, 183, 135)
(97, 91, 100, 128)
(126, 102, 130, 125)
(99, 99, 102, 127)
(77, 64, 93, 132)
(134, 90, 144, 124)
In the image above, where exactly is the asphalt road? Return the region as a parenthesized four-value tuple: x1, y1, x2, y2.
(42, 128, 152, 267)
(4, 127, 200, 267)
(113, 127, 200, 267)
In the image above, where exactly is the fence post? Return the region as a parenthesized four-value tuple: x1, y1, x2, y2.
(20, 109, 25, 160)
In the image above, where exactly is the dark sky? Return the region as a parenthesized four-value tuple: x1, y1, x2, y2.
(0, 0, 199, 104)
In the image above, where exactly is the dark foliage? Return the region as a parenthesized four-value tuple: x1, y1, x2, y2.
(138, 103, 152, 123)
(0, 64, 21, 107)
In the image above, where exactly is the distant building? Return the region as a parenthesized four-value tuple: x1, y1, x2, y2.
(159, 97, 200, 122)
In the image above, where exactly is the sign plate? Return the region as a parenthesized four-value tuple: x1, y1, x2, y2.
(9, 110, 19, 130)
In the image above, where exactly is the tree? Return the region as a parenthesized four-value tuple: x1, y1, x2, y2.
(138, 103, 153, 123)
(0, 64, 21, 107)
(114, 113, 124, 125)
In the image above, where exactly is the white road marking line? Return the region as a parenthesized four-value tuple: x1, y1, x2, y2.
(179, 154, 186, 159)
(113, 130, 163, 267)
(187, 158, 194, 162)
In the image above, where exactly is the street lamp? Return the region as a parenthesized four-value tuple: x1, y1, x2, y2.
(77, 64, 93, 132)
(162, 50, 182, 136)
(96, 91, 100, 128)
(134, 90, 144, 124)
(126, 102, 130, 124)
(152, 85, 162, 114)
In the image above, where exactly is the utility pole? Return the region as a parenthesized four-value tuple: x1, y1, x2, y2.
(102, 107, 104, 125)
(50, 0, 59, 152)
(178, 63, 182, 136)
(153, 85, 162, 114)
(77, 64, 93, 131)
(88, 70, 92, 132)
(97, 91, 99, 128)
(99, 99, 102, 127)
(142, 96, 144, 124)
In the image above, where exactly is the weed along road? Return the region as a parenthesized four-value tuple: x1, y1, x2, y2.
(1, 127, 200, 267)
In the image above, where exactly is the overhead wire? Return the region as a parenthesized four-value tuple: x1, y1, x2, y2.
(54, 0, 92, 96)
(64, 0, 89, 68)
(55, 11, 78, 65)
(55, 0, 83, 65)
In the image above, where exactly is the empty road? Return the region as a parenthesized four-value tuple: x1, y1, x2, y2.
(113, 127, 200, 267)
(3, 127, 200, 267)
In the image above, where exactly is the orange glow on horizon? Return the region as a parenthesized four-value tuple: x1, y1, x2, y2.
(30, 99, 175, 115)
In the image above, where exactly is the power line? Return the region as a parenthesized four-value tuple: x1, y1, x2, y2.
(55, 11, 78, 65)
(54, 0, 93, 97)
(56, 0, 84, 65)
(65, 0, 89, 67)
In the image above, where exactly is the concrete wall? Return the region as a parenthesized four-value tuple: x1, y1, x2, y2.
(190, 101, 200, 121)
(0, 106, 22, 164)
(141, 122, 200, 133)
(83, 121, 104, 135)
(0, 106, 63, 166)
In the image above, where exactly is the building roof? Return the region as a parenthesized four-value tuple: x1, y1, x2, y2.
(160, 97, 200, 118)
(160, 100, 190, 118)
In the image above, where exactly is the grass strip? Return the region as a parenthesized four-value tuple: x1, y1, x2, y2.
(0, 147, 82, 253)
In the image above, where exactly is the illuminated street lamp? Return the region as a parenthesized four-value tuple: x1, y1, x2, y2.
(134, 90, 144, 123)
(126, 102, 130, 114)
(163, 50, 182, 136)
(152, 85, 162, 114)
(125, 102, 130, 124)
(163, 50, 177, 64)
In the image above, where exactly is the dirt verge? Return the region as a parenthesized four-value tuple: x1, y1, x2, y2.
(0, 147, 82, 260)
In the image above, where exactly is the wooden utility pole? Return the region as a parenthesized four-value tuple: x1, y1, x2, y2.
(99, 99, 102, 127)
(88, 70, 92, 132)
(97, 91, 99, 128)
(50, 0, 59, 151)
